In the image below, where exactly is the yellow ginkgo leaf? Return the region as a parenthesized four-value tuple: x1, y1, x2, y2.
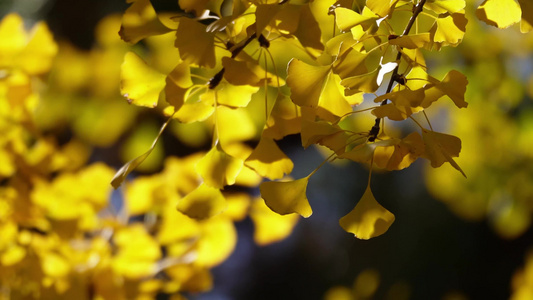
(206, 82, 259, 108)
(333, 47, 369, 79)
(120, 51, 165, 108)
(425, 0, 465, 14)
(260, 177, 312, 218)
(388, 33, 431, 49)
(286, 59, 330, 108)
(175, 17, 219, 68)
(216, 106, 257, 147)
(339, 186, 395, 239)
(250, 198, 299, 246)
(366, 0, 401, 17)
(476, 0, 522, 29)
(341, 139, 399, 164)
(264, 94, 301, 140)
(334, 7, 378, 32)
(177, 183, 227, 219)
(301, 120, 343, 149)
(430, 12, 467, 46)
(341, 68, 380, 95)
(245, 136, 294, 180)
(317, 72, 359, 120)
(165, 62, 192, 110)
(433, 69, 469, 109)
(179, 0, 224, 17)
(196, 144, 244, 189)
(422, 130, 466, 177)
(119, 0, 172, 44)
(385, 132, 425, 170)
(195, 215, 237, 267)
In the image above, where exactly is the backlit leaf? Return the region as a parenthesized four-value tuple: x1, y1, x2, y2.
(339, 186, 395, 239)
(196, 144, 244, 189)
(175, 18, 217, 68)
(119, 0, 172, 44)
(286, 59, 330, 108)
(476, 0, 522, 29)
(389, 33, 431, 49)
(177, 183, 227, 219)
(430, 12, 467, 46)
(334, 7, 378, 32)
(422, 130, 466, 177)
(366, 0, 400, 17)
(250, 198, 299, 245)
(260, 177, 312, 218)
(196, 216, 237, 267)
(245, 136, 294, 180)
(425, 0, 466, 14)
(165, 62, 193, 110)
(120, 51, 165, 108)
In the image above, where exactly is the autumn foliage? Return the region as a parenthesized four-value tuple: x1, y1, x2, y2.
(1, 0, 532, 299)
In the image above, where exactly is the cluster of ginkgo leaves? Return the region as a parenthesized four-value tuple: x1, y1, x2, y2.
(113, 0, 530, 240)
(0, 12, 301, 299)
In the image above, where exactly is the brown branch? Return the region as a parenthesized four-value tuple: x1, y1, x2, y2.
(368, 0, 427, 142)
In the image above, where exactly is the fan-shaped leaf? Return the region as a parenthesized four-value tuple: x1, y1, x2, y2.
(177, 183, 227, 219)
(120, 52, 165, 108)
(260, 177, 312, 218)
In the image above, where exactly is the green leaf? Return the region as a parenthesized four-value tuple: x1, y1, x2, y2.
(339, 186, 395, 239)
(260, 177, 312, 218)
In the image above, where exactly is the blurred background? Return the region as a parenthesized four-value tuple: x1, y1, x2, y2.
(1, 0, 533, 299)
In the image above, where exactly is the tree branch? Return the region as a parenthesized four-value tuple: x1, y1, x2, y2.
(368, 0, 427, 142)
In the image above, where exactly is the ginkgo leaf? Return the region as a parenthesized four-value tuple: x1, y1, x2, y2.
(165, 62, 193, 110)
(286, 59, 330, 108)
(111, 117, 171, 188)
(260, 177, 312, 218)
(217, 106, 257, 147)
(425, 0, 466, 14)
(422, 130, 466, 177)
(179, 0, 224, 17)
(175, 17, 217, 68)
(366, 0, 400, 17)
(195, 216, 237, 267)
(119, 0, 172, 44)
(172, 100, 215, 123)
(317, 71, 359, 120)
(263, 94, 301, 140)
(120, 51, 165, 108)
(177, 183, 227, 219)
(202, 81, 259, 108)
(476, 0, 522, 29)
(339, 186, 395, 239)
(334, 7, 378, 32)
(433, 70, 468, 108)
(301, 120, 344, 149)
(245, 136, 294, 180)
(384, 132, 425, 170)
(371, 102, 423, 121)
(430, 12, 467, 46)
(333, 47, 369, 79)
(340, 139, 400, 164)
(196, 144, 244, 189)
(256, 4, 282, 34)
(293, 4, 324, 51)
(389, 33, 431, 49)
(250, 198, 299, 245)
(341, 68, 380, 95)
(222, 56, 285, 87)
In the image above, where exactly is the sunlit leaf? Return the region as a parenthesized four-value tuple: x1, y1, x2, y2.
(301, 120, 344, 149)
(432, 69, 468, 108)
(340, 139, 399, 164)
(286, 59, 330, 108)
(165, 62, 192, 110)
(425, 0, 466, 14)
(341, 67, 380, 94)
(389, 33, 431, 49)
(334, 7, 378, 32)
(196, 144, 244, 189)
(422, 130, 466, 177)
(177, 183, 227, 219)
(175, 17, 218, 68)
(217, 106, 257, 146)
(430, 12, 467, 46)
(260, 177, 312, 218)
(195, 216, 237, 267)
(366, 0, 400, 17)
(385, 132, 425, 170)
(179, 0, 224, 17)
(339, 186, 395, 239)
(120, 51, 165, 108)
(476, 0, 522, 29)
(250, 198, 299, 245)
(245, 136, 294, 180)
(119, 0, 172, 44)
